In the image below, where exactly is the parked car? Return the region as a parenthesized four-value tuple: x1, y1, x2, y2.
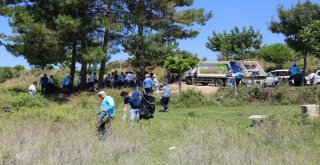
(265, 69, 289, 87)
(265, 69, 309, 87)
(308, 70, 320, 85)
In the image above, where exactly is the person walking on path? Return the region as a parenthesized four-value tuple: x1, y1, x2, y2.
(143, 74, 153, 94)
(96, 91, 115, 138)
(160, 82, 172, 112)
(40, 74, 48, 94)
(120, 90, 141, 126)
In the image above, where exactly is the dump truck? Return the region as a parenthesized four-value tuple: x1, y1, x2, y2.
(184, 61, 267, 86)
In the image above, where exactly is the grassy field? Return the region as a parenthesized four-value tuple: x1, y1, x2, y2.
(1, 89, 320, 165)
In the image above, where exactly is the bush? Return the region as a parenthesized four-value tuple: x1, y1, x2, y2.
(6, 93, 50, 109)
(171, 89, 215, 108)
(172, 86, 320, 108)
(0, 65, 24, 83)
(7, 85, 27, 94)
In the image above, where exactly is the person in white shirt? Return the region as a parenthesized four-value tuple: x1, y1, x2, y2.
(308, 71, 316, 85)
(28, 81, 38, 95)
(152, 75, 159, 93)
(76, 74, 81, 91)
(88, 72, 95, 89)
(48, 75, 55, 93)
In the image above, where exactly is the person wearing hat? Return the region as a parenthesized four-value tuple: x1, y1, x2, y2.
(96, 91, 115, 137)
(152, 75, 159, 94)
(143, 74, 153, 94)
(288, 61, 302, 86)
(160, 82, 172, 112)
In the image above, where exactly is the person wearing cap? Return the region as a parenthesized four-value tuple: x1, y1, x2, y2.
(160, 82, 172, 112)
(152, 75, 159, 94)
(120, 90, 141, 126)
(28, 81, 38, 95)
(143, 74, 153, 94)
(288, 62, 302, 86)
(97, 91, 115, 137)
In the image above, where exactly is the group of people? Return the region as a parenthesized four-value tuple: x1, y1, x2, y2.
(28, 74, 74, 95)
(28, 74, 55, 95)
(28, 71, 165, 95)
(103, 71, 161, 91)
(96, 81, 172, 138)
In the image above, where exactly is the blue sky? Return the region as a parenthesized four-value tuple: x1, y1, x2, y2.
(1, 0, 319, 68)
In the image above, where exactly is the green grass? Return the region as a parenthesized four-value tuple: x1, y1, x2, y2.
(1, 99, 320, 164)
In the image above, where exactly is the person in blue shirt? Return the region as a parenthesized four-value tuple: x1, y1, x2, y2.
(235, 71, 245, 86)
(40, 74, 48, 94)
(62, 75, 71, 93)
(288, 62, 302, 86)
(120, 90, 141, 126)
(160, 82, 172, 112)
(97, 91, 115, 138)
(143, 74, 153, 94)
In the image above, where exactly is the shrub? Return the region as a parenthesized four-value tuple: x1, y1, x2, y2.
(0, 67, 13, 83)
(6, 93, 50, 109)
(7, 85, 27, 94)
(171, 89, 215, 108)
(172, 86, 320, 108)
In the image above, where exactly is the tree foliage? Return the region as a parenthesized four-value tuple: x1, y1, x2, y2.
(0, 66, 23, 83)
(258, 43, 295, 68)
(164, 51, 199, 92)
(206, 26, 262, 60)
(122, 0, 212, 73)
(269, 0, 320, 70)
(300, 20, 320, 57)
(127, 34, 178, 70)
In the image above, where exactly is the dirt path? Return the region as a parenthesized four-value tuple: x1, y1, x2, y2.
(168, 83, 219, 94)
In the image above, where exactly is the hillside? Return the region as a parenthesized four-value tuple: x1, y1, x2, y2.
(1, 71, 320, 164)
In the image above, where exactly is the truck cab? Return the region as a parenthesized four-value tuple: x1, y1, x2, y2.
(184, 61, 267, 86)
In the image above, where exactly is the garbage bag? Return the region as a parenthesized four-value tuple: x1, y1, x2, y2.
(140, 91, 155, 119)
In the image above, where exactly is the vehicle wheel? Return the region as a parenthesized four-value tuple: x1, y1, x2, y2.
(185, 78, 193, 85)
(201, 83, 209, 86)
(215, 79, 225, 86)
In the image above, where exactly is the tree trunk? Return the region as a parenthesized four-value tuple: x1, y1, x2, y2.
(303, 54, 307, 72)
(98, 0, 111, 88)
(179, 72, 182, 93)
(302, 53, 307, 85)
(80, 61, 87, 90)
(99, 58, 106, 88)
(138, 24, 145, 76)
(137, 0, 146, 76)
(70, 41, 77, 92)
